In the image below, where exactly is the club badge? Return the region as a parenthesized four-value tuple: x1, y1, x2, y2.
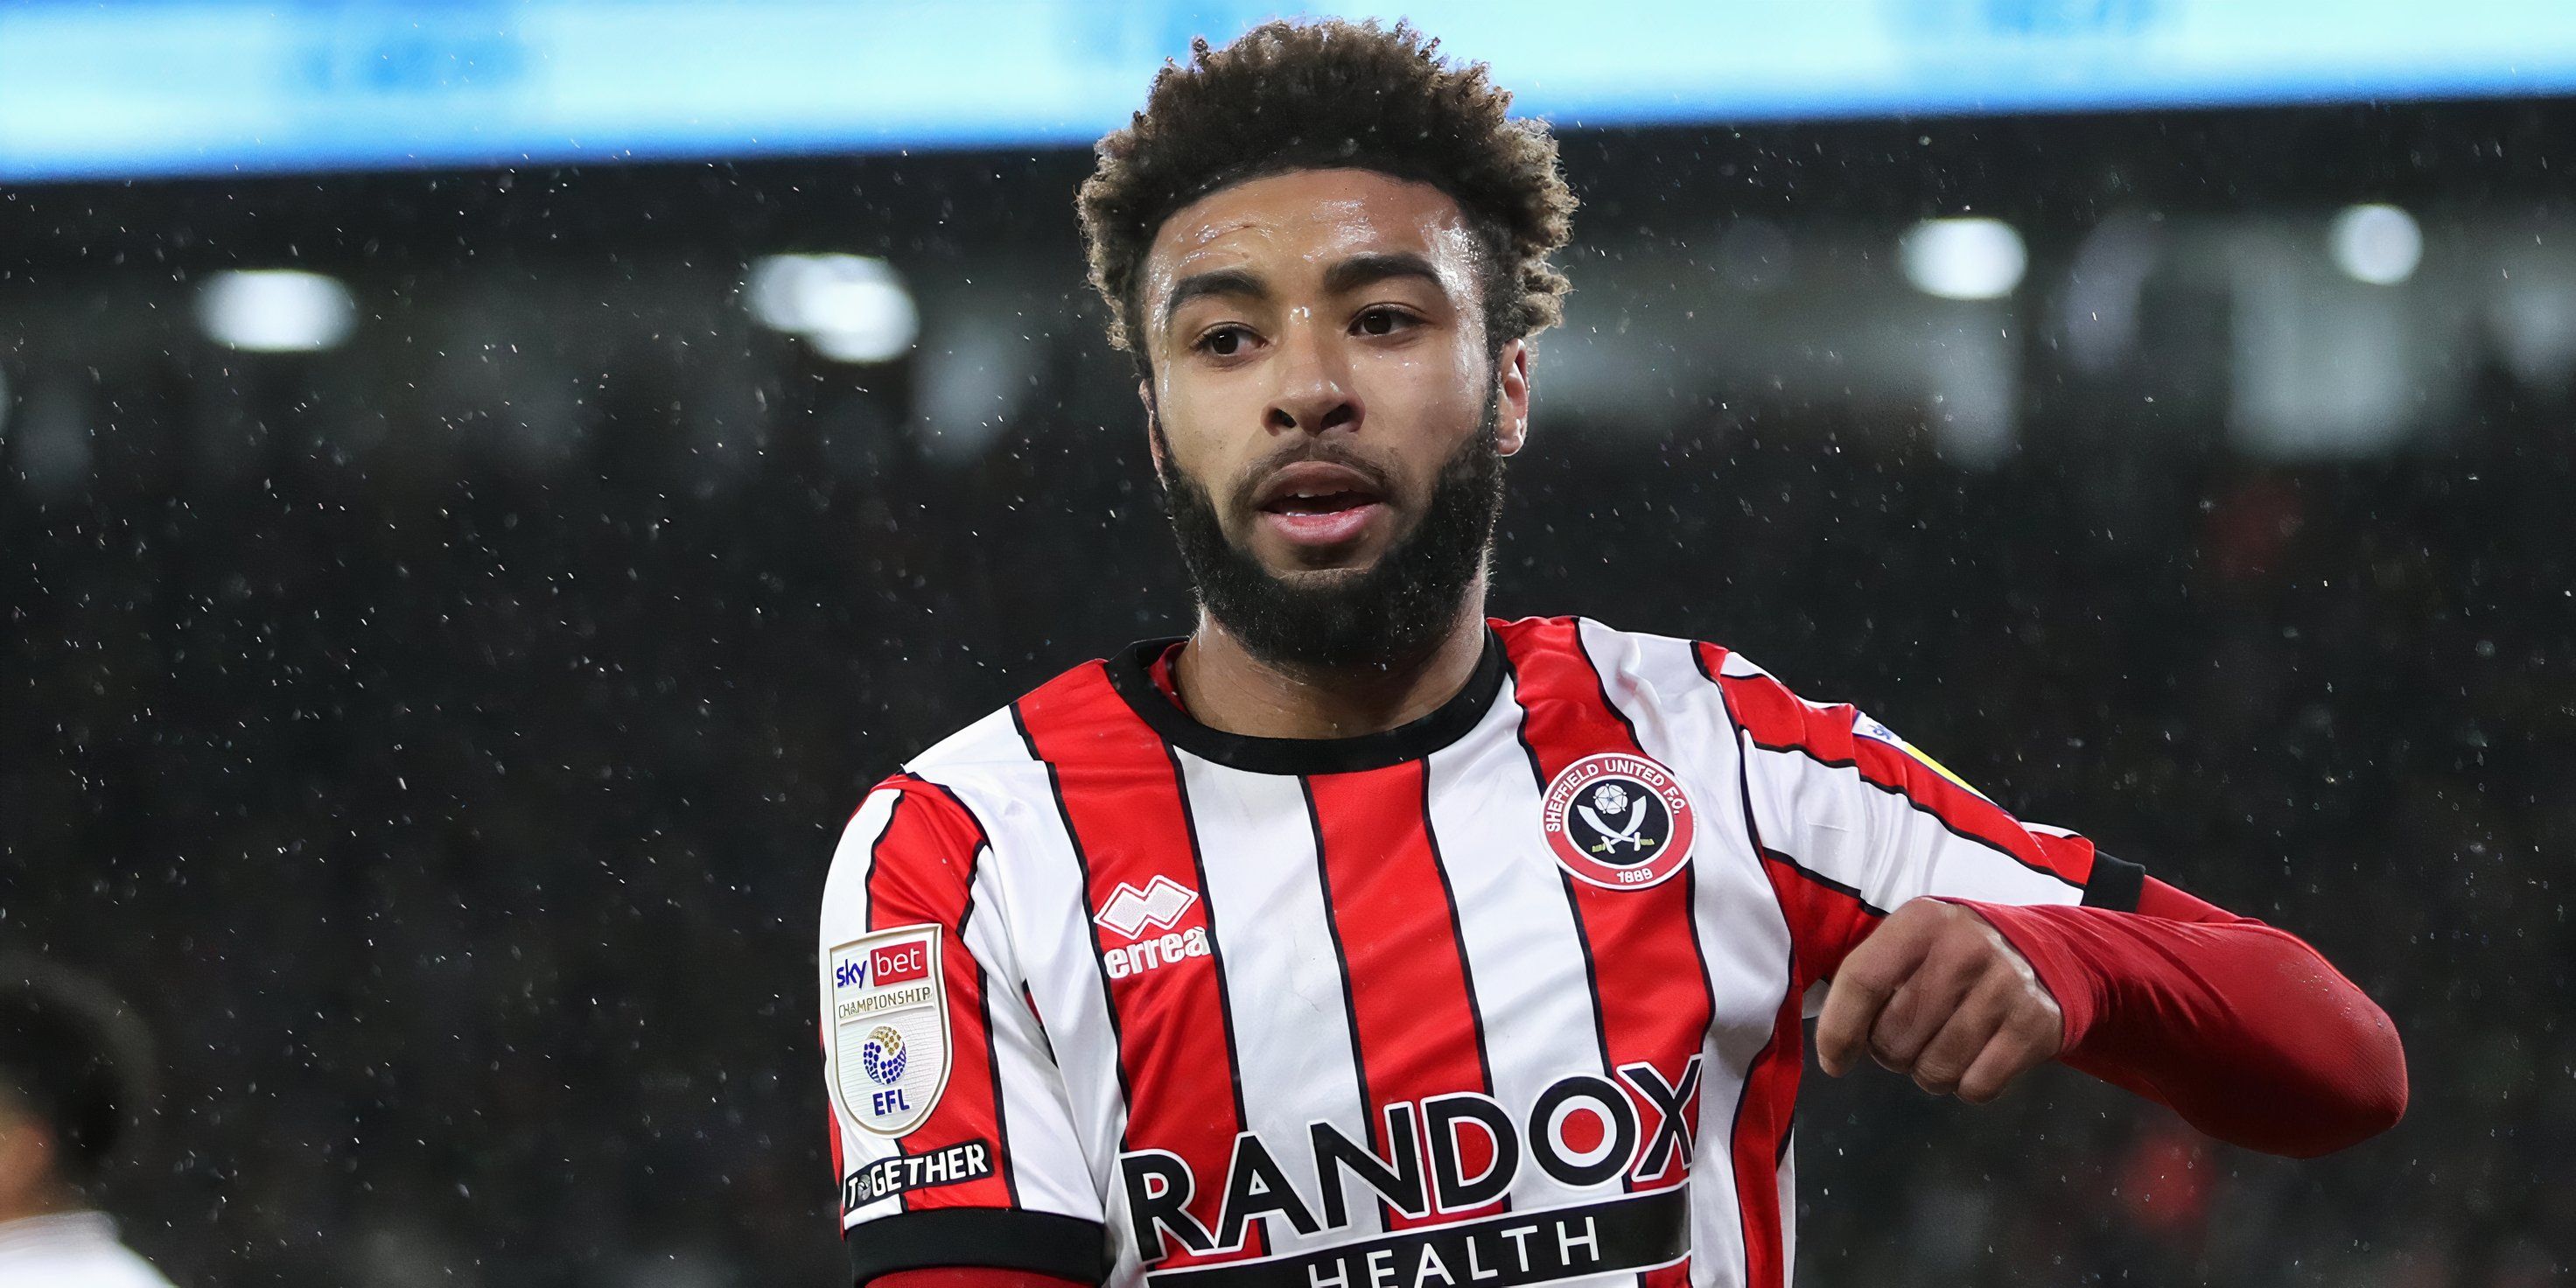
(827, 924, 949, 1138)
(1541, 752, 1698, 890)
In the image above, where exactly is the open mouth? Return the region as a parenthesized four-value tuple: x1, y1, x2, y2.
(1252, 462, 1390, 550)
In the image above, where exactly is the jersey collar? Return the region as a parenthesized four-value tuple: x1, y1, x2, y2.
(1104, 626, 1507, 775)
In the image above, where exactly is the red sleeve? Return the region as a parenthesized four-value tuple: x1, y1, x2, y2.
(1952, 877, 2407, 1158)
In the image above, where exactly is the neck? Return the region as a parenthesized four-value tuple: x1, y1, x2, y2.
(1172, 586, 1490, 741)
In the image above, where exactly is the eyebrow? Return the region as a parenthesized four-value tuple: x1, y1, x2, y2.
(1157, 251, 1452, 334)
(1159, 267, 1267, 332)
(1320, 251, 1447, 298)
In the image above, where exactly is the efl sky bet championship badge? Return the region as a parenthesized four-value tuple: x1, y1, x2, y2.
(1541, 752, 1698, 889)
(829, 924, 949, 1137)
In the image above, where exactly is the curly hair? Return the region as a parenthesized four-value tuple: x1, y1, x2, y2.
(1077, 19, 1577, 360)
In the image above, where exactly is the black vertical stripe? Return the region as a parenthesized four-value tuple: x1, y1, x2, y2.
(1415, 755, 1511, 1217)
(951, 865, 1020, 1210)
(1301, 774, 1395, 1234)
(1163, 740, 1258, 1197)
(1573, 618, 1650, 752)
(1008, 701, 1137, 1153)
(914, 776, 1022, 1208)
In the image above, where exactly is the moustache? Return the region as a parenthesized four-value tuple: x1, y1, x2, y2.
(1223, 440, 1401, 514)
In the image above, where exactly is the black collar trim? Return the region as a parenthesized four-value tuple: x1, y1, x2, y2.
(1103, 628, 1508, 776)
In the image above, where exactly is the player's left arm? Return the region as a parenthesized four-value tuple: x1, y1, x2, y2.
(1717, 660, 2404, 1158)
(1813, 881, 2407, 1158)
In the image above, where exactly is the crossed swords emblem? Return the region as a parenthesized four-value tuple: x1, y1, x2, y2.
(1577, 782, 1656, 854)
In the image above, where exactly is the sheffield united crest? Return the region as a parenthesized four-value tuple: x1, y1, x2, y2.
(1541, 752, 1698, 890)
(827, 923, 950, 1138)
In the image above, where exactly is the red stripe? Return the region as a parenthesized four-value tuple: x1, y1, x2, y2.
(1696, 640, 1862, 1288)
(1710, 657, 2091, 888)
(864, 780, 1014, 1211)
(1309, 761, 1500, 1228)
(1495, 618, 1713, 1288)
(1016, 664, 1255, 1265)
(1727, 976, 1804, 1288)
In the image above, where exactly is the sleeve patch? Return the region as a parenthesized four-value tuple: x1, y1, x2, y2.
(828, 923, 951, 1137)
(844, 1139, 998, 1212)
(1852, 712, 1993, 802)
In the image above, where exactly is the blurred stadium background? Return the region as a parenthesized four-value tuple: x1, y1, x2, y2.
(3, 2, 2572, 1284)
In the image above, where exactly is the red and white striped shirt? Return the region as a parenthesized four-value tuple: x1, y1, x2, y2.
(818, 617, 2142, 1288)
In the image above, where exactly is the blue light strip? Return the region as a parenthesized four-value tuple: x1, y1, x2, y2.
(4, 0, 2573, 182)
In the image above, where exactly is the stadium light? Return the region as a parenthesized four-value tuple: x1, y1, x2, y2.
(745, 254, 920, 363)
(1900, 217, 2026, 301)
(2329, 204, 2422, 285)
(195, 270, 358, 352)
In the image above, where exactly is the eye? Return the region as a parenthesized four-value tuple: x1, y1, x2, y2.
(1193, 325, 1255, 357)
(1354, 307, 1418, 337)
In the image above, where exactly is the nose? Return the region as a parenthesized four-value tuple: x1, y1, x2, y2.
(1264, 314, 1360, 437)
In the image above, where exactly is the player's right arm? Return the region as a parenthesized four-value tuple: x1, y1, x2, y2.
(820, 776, 1110, 1288)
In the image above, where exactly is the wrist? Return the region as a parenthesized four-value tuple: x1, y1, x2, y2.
(1938, 900, 2108, 1050)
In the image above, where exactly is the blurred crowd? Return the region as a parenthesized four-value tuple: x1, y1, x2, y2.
(4, 198, 2572, 1288)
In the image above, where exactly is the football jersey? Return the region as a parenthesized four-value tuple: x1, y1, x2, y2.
(0, 1212, 180, 1288)
(817, 616, 2144, 1288)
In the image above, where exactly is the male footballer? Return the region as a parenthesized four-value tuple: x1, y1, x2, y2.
(817, 21, 2406, 1288)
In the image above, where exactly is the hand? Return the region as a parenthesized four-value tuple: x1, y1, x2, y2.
(1814, 898, 2065, 1103)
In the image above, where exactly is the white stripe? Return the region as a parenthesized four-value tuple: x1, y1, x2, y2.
(960, 848, 1100, 1223)
(1177, 752, 1376, 1253)
(1573, 623, 1793, 1288)
(934, 746, 1138, 1271)
(1742, 744, 2082, 910)
(1428, 673, 1618, 1220)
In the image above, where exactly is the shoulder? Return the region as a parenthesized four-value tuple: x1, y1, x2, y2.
(826, 648, 1130, 872)
(1486, 612, 1773, 710)
(1488, 613, 1865, 747)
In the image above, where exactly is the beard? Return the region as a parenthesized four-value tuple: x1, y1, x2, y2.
(1154, 389, 1506, 676)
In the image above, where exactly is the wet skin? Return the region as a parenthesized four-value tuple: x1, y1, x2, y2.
(1138, 167, 1531, 585)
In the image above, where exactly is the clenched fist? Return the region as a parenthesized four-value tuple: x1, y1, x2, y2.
(1815, 899, 2066, 1103)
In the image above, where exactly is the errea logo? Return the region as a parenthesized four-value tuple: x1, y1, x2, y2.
(1094, 876, 1210, 980)
(1094, 875, 1198, 939)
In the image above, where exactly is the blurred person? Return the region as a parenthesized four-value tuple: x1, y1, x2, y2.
(0, 957, 172, 1287)
(816, 20, 2407, 1288)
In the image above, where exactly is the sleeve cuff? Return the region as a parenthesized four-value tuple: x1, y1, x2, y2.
(2080, 851, 2146, 912)
(848, 1209, 1110, 1288)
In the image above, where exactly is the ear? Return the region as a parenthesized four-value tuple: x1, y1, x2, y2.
(1139, 380, 1167, 480)
(1494, 338, 1532, 457)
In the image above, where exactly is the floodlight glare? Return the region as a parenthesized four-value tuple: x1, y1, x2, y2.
(1900, 218, 2027, 301)
(2329, 204, 2423, 285)
(746, 254, 920, 363)
(196, 270, 358, 353)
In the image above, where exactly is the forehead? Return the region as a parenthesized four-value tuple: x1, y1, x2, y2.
(1144, 167, 1478, 298)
